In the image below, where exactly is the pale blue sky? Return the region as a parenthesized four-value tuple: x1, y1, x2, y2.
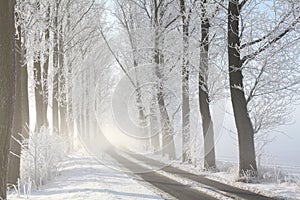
(215, 103, 300, 166)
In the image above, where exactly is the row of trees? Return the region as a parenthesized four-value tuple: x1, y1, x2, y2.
(103, 0, 300, 177)
(0, 0, 106, 199)
(0, 0, 299, 199)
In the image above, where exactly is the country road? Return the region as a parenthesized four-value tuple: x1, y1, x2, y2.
(107, 149, 219, 200)
(106, 149, 278, 200)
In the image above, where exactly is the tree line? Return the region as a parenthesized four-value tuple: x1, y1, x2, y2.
(104, 0, 299, 176)
(0, 0, 299, 199)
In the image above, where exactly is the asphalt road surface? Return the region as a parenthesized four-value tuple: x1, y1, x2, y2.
(107, 149, 278, 200)
(129, 153, 277, 200)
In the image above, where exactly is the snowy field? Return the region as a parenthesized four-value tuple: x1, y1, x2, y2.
(8, 149, 163, 200)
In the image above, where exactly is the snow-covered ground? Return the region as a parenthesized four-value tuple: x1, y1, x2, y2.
(207, 169, 300, 200)
(147, 154, 300, 200)
(7, 147, 300, 200)
(8, 149, 163, 200)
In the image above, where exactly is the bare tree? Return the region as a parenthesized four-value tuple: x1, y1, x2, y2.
(227, 0, 258, 177)
(227, 0, 300, 177)
(110, 0, 177, 158)
(32, 1, 46, 132)
(179, 0, 191, 163)
(199, 0, 216, 169)
(41, 5, 51, 127)
(113, 0, 148, 145)
(52, 0, 60, 133)
(152, 0, 176, 159)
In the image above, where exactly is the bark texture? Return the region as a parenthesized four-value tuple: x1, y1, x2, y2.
(21, 40, 29, 139)
(180, 0, 191, 163)
(52, 0, 59, 133)
(154, 44, 175, 159)
(7, 25, 23, 186)
(34, 1, 44, 131)
(227, 0, 257, 176)
(58, 25, 68, 138)
(41, 7, 51, 127)
(199, 0, 216, 169)
(0, 0, 15, 198)
(150, 95, 160, 152)
(34, 58, 43, 131)
(153, 1, 175, 159)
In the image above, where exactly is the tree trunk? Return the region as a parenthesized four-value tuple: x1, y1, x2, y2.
(227, 0, 257, 176)
(157, 84, 176, 159)
(58, 25, 68, 137)
(128, 19, 148, 146)
(199, 0, 216, 169)
(85, 110, 90, 144)
(151, 0, 176, 159)
(66, 56, 73, 150)
(78, 69, 85, 138)
(34, 2, 44, 132)
(135, 77, 148, 148)
(65, 9, 74, 150)
(7, 25, 23, 186)
(34, 58, 43, 131)
(41, 7, 51, 127)
(153, 21, 175, 159)
(180, 0, 191, 163)
(84, 70, 90, 143)
(67, 118, 74, 150)
(21, 38, 29, 139)
(52, 1, 59, 133)
(150, 94, 160, 152)
(79, 113, 85, 138)
(60, 107, 67, 136)
(0, 0, 15, 198)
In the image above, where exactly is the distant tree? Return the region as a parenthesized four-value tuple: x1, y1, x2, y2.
(179, 0, 191, 163)
(33, 1, 45, 132)
(152, 0, 176, 159)
(15, 0, 50, 133)
(41, 5, 51, 128)
(112, 0, 148, 144)
(34, 54, 43, 131)
(110, 0, 177, 158)
(52, 0, 60, 133)
(58, 22, 68, 139)
(0, 0, 15, 198)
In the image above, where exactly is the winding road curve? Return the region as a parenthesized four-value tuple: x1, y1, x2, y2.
(107, 149, 278, 200)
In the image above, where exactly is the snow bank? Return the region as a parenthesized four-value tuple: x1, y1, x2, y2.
(147, 154, 300, 200)
(19, 127, 66, 191)
(9, 148, 163, 200)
